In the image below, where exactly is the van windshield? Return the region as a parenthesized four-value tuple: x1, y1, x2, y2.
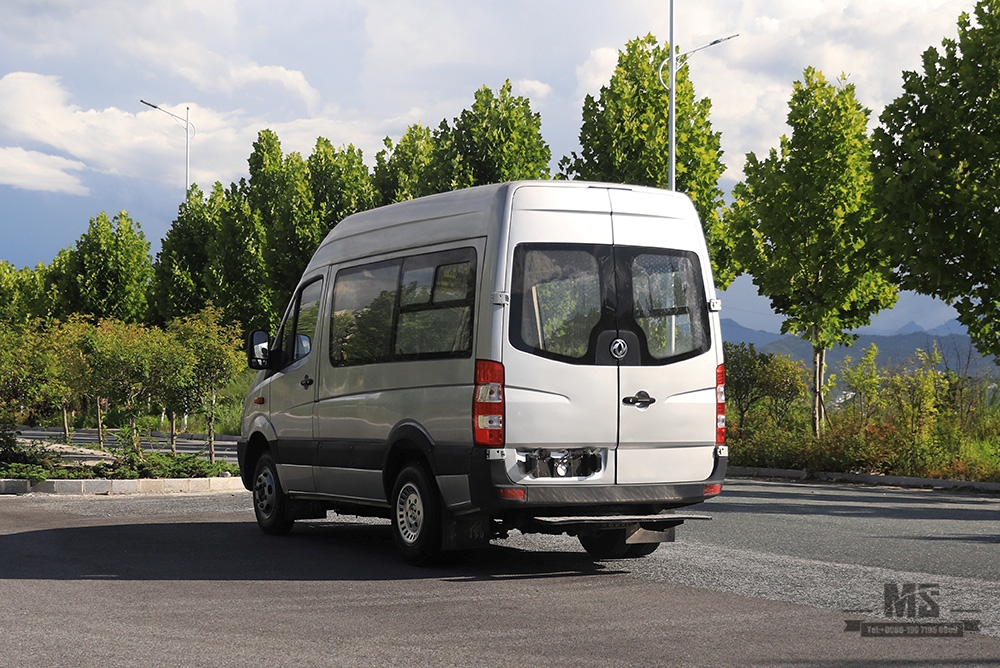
(510, 243, 710, 366)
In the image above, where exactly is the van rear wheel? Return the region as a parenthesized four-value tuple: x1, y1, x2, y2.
(579, 529, 630, 559)
(579, 529, 660, 559)
(253, 452, 294, 535)
(391, 464, 442, 566)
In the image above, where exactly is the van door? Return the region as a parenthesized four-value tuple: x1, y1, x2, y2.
(609, 189, 718, 484)
(503, 186, 620, 483)
(267, 275, 325, 493)
(503, 184, 717, 487)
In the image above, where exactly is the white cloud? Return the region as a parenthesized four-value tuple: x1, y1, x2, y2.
(0, 146, 88, 195)
(575, 47, 619, 100)
(513, 79, 552, 100)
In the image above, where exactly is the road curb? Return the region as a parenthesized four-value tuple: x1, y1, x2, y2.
(728, 466, 1000, 494)
(0, 476, 247, 496)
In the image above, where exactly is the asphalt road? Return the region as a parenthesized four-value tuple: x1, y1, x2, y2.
(1, 479, 999, 667)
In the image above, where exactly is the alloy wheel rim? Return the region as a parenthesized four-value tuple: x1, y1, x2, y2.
(396, 482, 423, 545)
(254, 467, 276, 518)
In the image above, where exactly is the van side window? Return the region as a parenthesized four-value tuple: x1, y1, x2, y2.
(329, 247, 477, 366)
(276, 278, 324, 369)
(329, 260, 400, 366)
(397, 249, 476, 358)
(630, 251, 709, 360)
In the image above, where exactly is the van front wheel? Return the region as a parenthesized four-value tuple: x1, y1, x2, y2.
(391, 464, 442, 566)
(253, 452, 294, 535)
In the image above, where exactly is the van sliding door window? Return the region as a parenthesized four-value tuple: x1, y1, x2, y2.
(329, 247, 477, 367)
(396, 248, 476, 359)
(329, 260, 400, 366)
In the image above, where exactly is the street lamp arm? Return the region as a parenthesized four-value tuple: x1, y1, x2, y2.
(139, 99, 193, 191)
(657, 33, 740, 89)
(141, 100, 195, 139)
(680, 33, 739, 60)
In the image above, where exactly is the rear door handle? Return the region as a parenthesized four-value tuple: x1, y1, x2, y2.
(622, 390, 655, 408)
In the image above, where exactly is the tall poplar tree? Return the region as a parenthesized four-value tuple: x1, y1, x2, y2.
(308, 137, 377, 228)
(373, 123, 434, 205)
(151, 183, 223, 324)
(874, 0, 1000, 359)
(205, 180, 273, 333)
(562, 34, 732, 286)
(727, 68, 897, 435)
(71, 212, 153, 323)
(423, 80, 551, 194)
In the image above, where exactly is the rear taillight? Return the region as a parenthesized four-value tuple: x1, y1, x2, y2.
(474, 359, 504, 447)
(716, 364, 726, 446)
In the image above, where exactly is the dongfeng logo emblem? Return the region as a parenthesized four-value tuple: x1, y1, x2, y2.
(610, 338, 628, 360)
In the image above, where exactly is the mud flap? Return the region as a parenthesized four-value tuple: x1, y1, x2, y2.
(441, 510, 492, 551)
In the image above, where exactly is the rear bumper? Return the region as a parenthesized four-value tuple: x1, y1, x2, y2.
(468, 448, 727, 515)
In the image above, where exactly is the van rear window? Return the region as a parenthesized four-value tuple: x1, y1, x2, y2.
(510, 243, 710, 365)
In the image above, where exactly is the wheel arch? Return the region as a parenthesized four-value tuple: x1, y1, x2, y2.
(382, 421, 436, 500)
(242, 431, 273, 490)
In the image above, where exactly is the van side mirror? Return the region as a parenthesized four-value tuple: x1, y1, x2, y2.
(247, 330, 271, 370)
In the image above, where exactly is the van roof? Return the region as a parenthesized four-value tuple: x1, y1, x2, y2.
(304, 180, 695, 272)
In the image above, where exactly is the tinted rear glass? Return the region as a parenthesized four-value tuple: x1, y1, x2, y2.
(510, 243, 710, 365)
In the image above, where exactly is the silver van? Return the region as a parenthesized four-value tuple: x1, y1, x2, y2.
(238, 180, 727, 565)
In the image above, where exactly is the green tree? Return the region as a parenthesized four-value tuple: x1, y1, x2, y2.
(373, 123, 434, 205)
(205, 180, 273, 333)
(424, 80, 551, 194)
(34, 317, 93, 442)
(263, 150, 321, 309)
(727, 67, 897, 435)
(84, 319, 163, 449)
(70, 212, 153, 322)
(247, 129, 286, 239)
(151, 184, 223, 324)
(873, 0, 1000, 359)
(0, 325, 30, 423)
(308, 137, 377, 228)
(562, 34, 731, 286)
(168, 305, 243, 462)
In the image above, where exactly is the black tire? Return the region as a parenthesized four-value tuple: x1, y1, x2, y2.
(252, 451, 294, 535)
(580, 528, 660, 559)
(390, 463, 442, 566)
(579, 529, 631, 559)
(624, 542, 660, 558)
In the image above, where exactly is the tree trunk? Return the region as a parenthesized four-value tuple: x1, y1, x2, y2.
(208, 391, 216, 464)
(811, 343, 827, 437)
(61, 404, 71, 444)
(96, 396, 105, 448)
(170, 411, 178, 456)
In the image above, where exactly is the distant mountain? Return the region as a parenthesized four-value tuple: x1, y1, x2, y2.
(892, 320, 924, 335)
(720, 319, 782, 347)
(928, 319, 966, 336)
(721, 318, 994, 376)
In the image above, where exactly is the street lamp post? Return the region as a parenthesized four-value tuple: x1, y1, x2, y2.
(657, 1, 738, 191)
(140, 99, 194, 192)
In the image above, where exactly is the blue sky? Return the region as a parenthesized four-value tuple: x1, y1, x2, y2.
(0, 0, 974, 333)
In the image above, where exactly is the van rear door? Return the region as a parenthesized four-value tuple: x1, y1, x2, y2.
(609, 189, 718, 484)
(503, 184, 718, 487)
(502, 186, 620, 480)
